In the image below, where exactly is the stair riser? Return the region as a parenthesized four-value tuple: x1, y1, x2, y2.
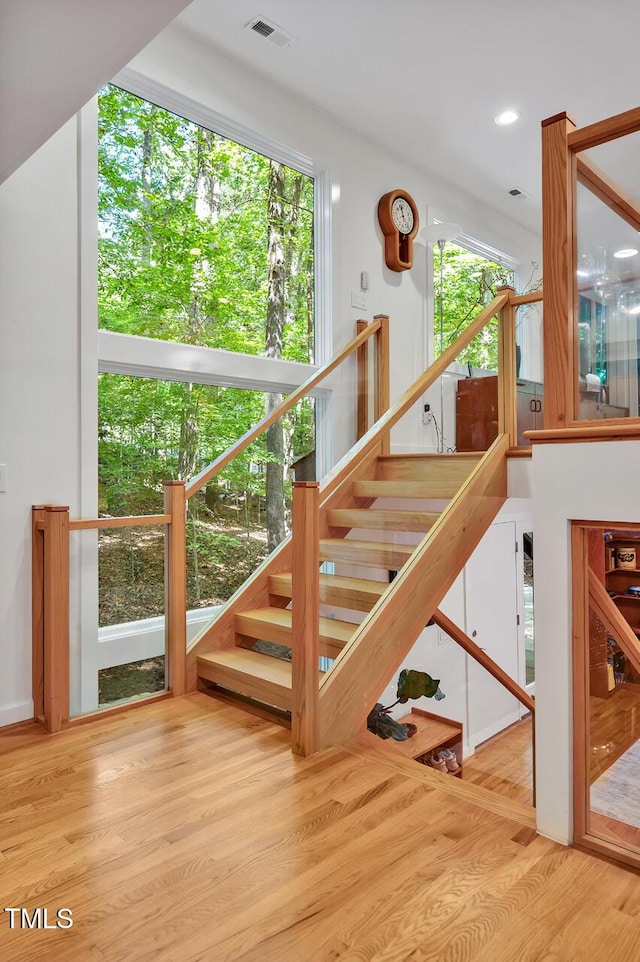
(197, 659, 292, 711)
(375, 456, 479, 482)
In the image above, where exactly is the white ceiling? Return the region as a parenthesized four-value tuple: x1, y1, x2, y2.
(175, 0, 640, 238)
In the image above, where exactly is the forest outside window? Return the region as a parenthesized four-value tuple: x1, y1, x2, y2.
(98, 84, 315, 363)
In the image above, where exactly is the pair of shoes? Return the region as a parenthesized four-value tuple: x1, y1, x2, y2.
(427, 754, 447, 773)
(439, 748, 460, 773)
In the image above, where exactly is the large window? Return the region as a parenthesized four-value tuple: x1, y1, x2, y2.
(98, 84, 315, 362)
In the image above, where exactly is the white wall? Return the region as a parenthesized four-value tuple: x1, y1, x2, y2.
(0, 22, 540, 724)
(533, 440, 640, 845)
(0, 119, 85, 725)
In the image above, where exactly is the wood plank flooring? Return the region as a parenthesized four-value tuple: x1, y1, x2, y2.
(1, 694, 639, 962)
(463, 716, 534, 806)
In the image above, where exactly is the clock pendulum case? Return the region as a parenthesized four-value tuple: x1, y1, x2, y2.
(377, 190, 419, 272)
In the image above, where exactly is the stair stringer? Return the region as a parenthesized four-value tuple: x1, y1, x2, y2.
(185, 439, 384, 691)
(317, 434, 509, 750)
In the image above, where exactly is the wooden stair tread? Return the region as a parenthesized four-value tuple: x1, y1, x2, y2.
(235, 607, 356, 651)
(375, 454, 479, 483)
(197, 649, 318, 711)
(352, 480, 458, 499)
(269, 572, 388, 612)
(319, 538, 416, 569)
(327, 508, 440, 531)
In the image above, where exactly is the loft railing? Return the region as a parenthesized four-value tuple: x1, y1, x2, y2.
(541, 105, 640, 438)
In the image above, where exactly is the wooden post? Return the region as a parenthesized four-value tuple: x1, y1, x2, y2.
(374, 314, 390, 454)
(356, 320, 369, 440)
(164, 481, 187, 697)
(291, 482, 319, 756)
(497, 286, 518, 448)
(42, 506, 70, 732)
(31, 505, 48, 721)
(542, 111, 578, 429)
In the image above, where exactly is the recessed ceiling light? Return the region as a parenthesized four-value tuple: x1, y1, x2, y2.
(495, 110, 520, 126)
(614, 247, 639, 258)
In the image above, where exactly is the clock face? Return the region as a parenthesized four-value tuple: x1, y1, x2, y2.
(391, 197, 414, 235)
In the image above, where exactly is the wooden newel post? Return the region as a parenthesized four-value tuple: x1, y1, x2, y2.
(374, 314, 390, 454)
(43, 506, 70, 732)
(164, 481, 187, 697)
(291, 481, 319, 756)
(356, 320, 370, 440)
(497, 285, 518, 448)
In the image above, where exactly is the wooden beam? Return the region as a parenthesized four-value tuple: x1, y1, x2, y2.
(572, 525, 591, 843)
(42, 506, 70, 733)
(374, 314, 390, 455)
(589, 567, 640, 675)
(542, 112, 577, 429)
(509, 290, 543, 307)
(525, 423, 640, 443)
(31, 506, 47, 720)
(577, 156, 640, 234)
(356, 320, 369, 440)
(568, 105, 640, 152)
(164, 482, 187, 697)
(431, 608, 535, 714)
(291, 482, 319, 756)
(497, 286, 518, 449)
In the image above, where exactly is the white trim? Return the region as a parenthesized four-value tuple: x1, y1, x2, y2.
(98, 605, 222, 671)
(98, 331, 330, 394)
(0, 700, 34, 727)
(76, 100, 100, 716)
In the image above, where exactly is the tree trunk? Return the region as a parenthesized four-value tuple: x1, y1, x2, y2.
(265, 161, 287, 552)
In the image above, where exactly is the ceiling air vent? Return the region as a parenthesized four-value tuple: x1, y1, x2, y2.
(245, 15, 295, 48)
(508, 187, 529, 200)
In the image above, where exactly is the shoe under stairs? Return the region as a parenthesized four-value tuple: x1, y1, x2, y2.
(190, 440, 508, 748)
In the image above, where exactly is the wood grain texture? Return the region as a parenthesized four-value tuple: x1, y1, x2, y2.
(31, 506, 47, 719)
(3, 693, 639, 961)
(353, 479, 460, 498)
(68, 514, 171, 530)
(526, 422, 640, 443)
(589, 569, 640, 674)
(197, 649, 298, 709)
(578, 155, 640, 234)
(164, 482, 186, 697)
(268, 572, 387, 612)
(433, 608, 535, 713)
(318, 436, 508, 749)
(234, 607, 354, 659)
(42, 506, 70, 733)
(568, 104, 640, 151)
(319, 537, 415, 569)
(291, 482, 320, 755)
(542, 112, 577, 428)
(572, 524, 591, 842)
(327, 507, 440, 531)
(497, 289, 518, 447)
(356, 319, 369, 440)
(374, 313, 390, 454)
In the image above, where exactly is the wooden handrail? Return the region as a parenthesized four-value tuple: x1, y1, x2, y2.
(69, 514, 171, 530)
(318, 292, 509, 503)
(568, 104, 640, 152)
(184, 319, 382, 499)
(431, 608, 535, 714)
(509, 290, 543, 307)
(577, 155, 640, 235)
(589, 567, 640, 675)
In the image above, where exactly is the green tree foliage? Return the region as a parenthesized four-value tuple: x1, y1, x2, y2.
(434, 244, 513, 370)
(97, 85, 315, 619)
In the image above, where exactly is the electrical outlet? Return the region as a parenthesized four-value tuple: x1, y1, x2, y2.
(421, 403, 432, 425)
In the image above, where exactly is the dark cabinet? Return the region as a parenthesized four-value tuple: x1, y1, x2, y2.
(455, 376, 543, 451)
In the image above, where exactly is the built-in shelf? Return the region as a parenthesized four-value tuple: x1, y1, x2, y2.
(391, 707, 463, 777)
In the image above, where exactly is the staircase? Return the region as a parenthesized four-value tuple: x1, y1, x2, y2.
(189, 442, 507, 747)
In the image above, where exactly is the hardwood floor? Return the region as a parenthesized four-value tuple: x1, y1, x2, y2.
(463, 716, 534, 806)
(1, 694, 639, 962)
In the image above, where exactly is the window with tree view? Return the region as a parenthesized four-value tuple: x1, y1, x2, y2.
(433, 242, 514, 370)
(98, 84, 314, 360)
(97, 85, 317, 697)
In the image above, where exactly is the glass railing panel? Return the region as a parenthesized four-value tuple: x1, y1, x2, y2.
(576, 135, 640, 421)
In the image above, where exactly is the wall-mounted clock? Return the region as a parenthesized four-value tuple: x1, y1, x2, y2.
(377, 190, 419, 272)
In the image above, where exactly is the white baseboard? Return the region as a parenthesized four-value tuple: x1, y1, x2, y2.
(0, 700, 34, 728)
(98, 605, 221, 670)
